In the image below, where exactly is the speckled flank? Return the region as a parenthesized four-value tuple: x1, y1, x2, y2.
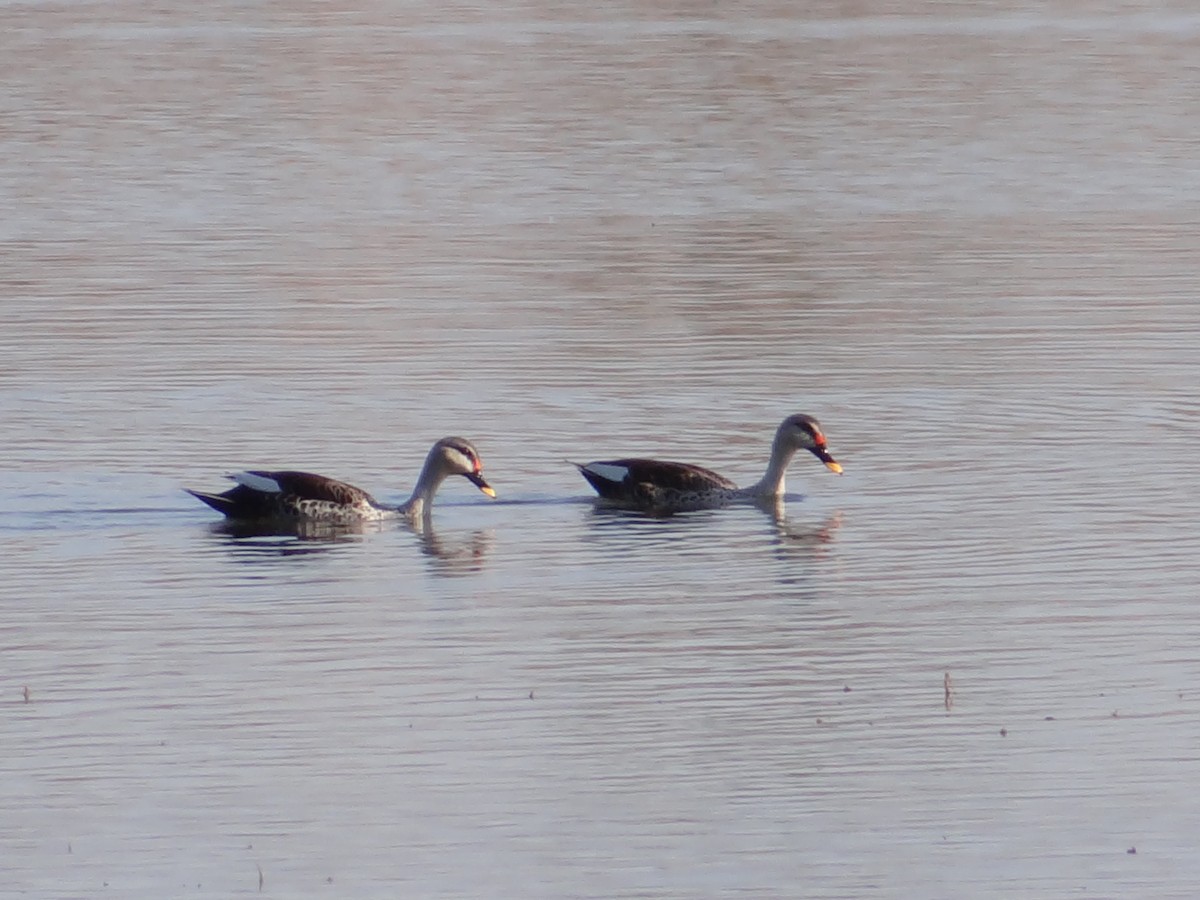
(285, 495, 392, 523)
(634, 483, 744, 514)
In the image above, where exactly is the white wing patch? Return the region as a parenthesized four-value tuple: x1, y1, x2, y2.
(584, 462, 630, 483)
(230, 471, 283, 493)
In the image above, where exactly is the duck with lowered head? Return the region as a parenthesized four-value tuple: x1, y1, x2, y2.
(574, 414, 842, 513)
(186, 437, 495, 524)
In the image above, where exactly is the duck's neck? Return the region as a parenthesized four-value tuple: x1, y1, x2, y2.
(745, 432, 797, 498)
(397, 448, 446, 519)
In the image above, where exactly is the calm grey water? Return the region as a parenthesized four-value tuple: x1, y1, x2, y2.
(4, 2, 1200, 898)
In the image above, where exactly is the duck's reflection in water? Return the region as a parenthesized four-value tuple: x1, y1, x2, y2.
(581, 495, 842, 573)
(410, 517, 494, 577)
(206, 515, 494, 575)
(207, 517, 377, 557)
(756, 497, 843, 568)
(581, 500, 728, 552)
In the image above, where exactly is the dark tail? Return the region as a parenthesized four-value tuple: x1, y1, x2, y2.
(573, 467, 623, 500)
(184, 488, 236, 517)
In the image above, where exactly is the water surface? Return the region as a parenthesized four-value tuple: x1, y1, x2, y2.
(4, 2, 1200, 898)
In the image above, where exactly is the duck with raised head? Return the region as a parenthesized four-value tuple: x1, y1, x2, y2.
(186, 437, 496, 523)
(575, 414, 842, 513)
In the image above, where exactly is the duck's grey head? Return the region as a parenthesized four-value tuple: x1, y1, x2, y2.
(433, 437, 497, 497)
(778, 414, 843, 474)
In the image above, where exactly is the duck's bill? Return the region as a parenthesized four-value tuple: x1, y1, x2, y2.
(466, 472, 497, 497)
(811, 447, 843, 475)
